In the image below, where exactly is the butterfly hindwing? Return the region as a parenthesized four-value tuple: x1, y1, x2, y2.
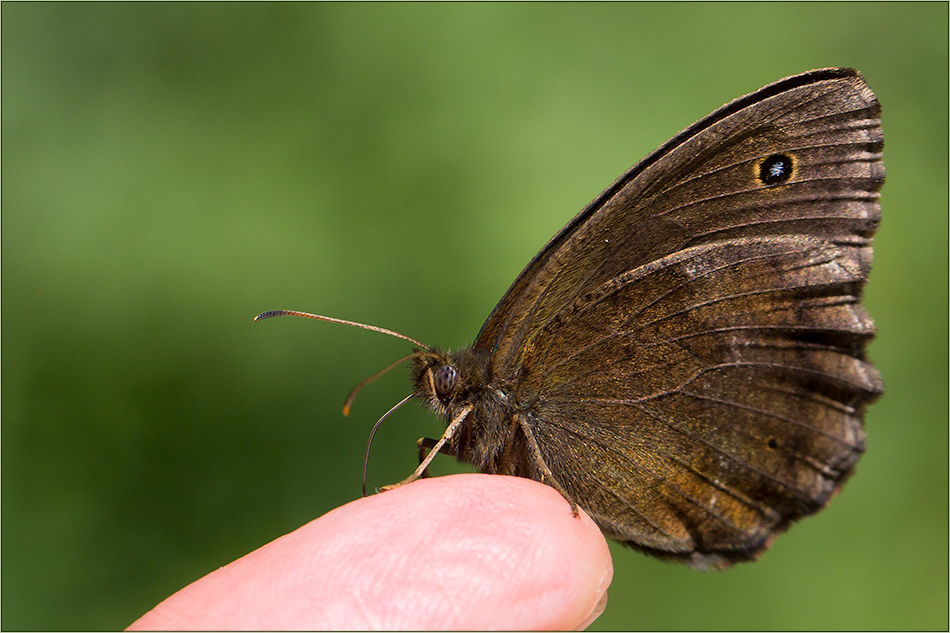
(525, 235, 880, 564)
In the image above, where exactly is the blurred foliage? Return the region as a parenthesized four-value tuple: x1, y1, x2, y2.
(2, 3, 947, 630)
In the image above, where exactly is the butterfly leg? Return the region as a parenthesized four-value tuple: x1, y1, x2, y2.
(495, 416, 522, 476)
(516, 413, 579, 517)
(379, 404, 473, 492)
(415, 436, 459, 479)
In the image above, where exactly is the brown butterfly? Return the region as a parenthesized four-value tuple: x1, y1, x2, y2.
(257, 67, 884, 569)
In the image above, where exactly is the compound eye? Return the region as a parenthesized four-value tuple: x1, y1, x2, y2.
(433, 365, 457, 395)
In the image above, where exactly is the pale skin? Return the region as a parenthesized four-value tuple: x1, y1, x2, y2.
(127, 473, 613, 630)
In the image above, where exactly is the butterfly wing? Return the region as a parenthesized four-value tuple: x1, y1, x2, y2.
(474, 68, 883, 566)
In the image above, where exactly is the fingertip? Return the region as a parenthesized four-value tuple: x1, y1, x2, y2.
(128, 473, 613, 630)
(319, 473, 615, 630)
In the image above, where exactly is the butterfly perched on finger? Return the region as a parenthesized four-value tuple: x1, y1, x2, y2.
(257, 67, 884, 570)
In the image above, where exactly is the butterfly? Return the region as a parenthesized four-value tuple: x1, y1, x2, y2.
(257, 67, 884, 569)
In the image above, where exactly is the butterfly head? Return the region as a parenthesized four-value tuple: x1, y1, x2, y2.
(410, 347, 491, 421)
(410, 349, 458, 417)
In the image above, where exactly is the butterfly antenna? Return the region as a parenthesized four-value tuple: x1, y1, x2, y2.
(342, 352, 423, 416)
(254, 310, 431, 350)
(254, 310, 435, 414)
(362, 393, 414, 496)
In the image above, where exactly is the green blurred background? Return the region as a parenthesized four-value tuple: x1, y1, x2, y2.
(3, 3, 947, 630)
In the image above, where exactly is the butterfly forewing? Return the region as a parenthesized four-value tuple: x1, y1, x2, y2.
(475, 68, 882, 374)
